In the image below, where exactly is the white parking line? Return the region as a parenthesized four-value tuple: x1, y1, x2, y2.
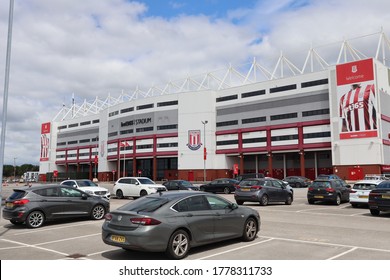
(196, 238, 274, 260)
(12, 221, 99, 236)
(0, 238, 68, 256)
(327, 247, 358, 260)
(35, 233, 100, 246)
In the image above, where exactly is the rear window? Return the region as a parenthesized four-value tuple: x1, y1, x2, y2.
(239, 179, 265, 186)
(138, 178, 155, 184)
(118, 197, 169, 212)
(8, 190, 27, 200)
(377, 182, 390, 189)
(353, 183, 377, 190)
(77, 180, 97, 187)
(311, 181, 331, 188)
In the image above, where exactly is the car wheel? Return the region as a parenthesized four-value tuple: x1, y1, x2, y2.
(259, 195, 269, 206)
(285, 195, 293, 205)
(370, 209, 380, 216)
(140, 190, 148, 196)
(91, 204, 106, 220)
(116, 189, 124, 199)
(295, 182, 301, 188)
(10, 220, 24, 225)
(236, 200, 244, 205)
(166, 229, 190, 260)
(223, 187, 231, 194)
(26, 211, 45, 228)
(308, 199, 315, 205)
(335, 195, 341, 205)
(242, 217, 258, 242)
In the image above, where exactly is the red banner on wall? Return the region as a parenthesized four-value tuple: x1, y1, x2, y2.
(40, 122, 51, 161)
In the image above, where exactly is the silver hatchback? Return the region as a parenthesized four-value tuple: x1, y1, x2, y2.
(234, 178, 293, 206)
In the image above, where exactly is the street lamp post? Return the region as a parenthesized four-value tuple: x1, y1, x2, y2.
(13, 157, 17, 181)
(201, 120, 208, 182)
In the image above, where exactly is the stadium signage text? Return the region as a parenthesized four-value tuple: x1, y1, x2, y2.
(121, 118, 152, 127)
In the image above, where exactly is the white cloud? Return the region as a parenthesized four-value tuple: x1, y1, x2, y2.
(1, 0, 390, 165)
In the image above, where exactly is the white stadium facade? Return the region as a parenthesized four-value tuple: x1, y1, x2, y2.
(39, 31, 390, 182)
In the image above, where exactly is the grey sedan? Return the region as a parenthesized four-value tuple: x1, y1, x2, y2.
(101, 191, 260, 259)
(234, 178, 294, 206)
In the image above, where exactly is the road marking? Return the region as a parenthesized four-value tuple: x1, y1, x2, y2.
(34, 233, 100, 246)
(12, 221, 100, 236)
(0, 238, 68, 256)
(327, 247, 358, 260)
(196, 238, 274, 260)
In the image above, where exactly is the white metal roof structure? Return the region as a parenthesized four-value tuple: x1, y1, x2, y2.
(53, 30, 390, 122)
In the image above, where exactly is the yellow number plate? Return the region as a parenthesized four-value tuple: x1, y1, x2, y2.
(6, 202, 13, 208)
(241, 188, 251, 192)
(111, 235, 126, 243)
(314, 195, 324, 198)
(382, 195, 390, 199)
(359, 195, 368, 199)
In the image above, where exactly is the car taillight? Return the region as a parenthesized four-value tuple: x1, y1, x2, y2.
(13, 199, 30, 205)
(308, 187, 314, 191)
(130, 217, 161, 225)
(251, 185, 263, 190)
(326, 188, 335, 192)
(236, 185, 240, 190)
(104, 213, 112, 221)
(349, 189, 357, 193)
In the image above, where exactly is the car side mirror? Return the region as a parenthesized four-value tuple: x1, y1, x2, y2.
(230, 203, 238, 210)
(346, 185, 351, 188)
(73, 184, 78, 188)
(81, 194, 88, 199)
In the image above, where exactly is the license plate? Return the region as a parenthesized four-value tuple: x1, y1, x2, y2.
(6, 202, 13, 208)
(382, 195, 390, 199)
(359, 195, 368, 199)
(111, 235, 126, 243)
(314, 195, 324, 198)
(241, 188, 251, 192)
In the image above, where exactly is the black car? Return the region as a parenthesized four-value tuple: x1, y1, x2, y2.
(307, 179, 351, 205)
(283, 176, 312, 188)
(368, 180, 390, 216)
(199, 178, 239, 194)
(163, 180, 200, 191)
(2, 184, 110, 228)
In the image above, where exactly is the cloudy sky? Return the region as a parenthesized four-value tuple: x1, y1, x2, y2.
(1, 0, 390, 166)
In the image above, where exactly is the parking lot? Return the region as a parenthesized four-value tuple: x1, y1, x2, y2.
(1, 183, 390, 260)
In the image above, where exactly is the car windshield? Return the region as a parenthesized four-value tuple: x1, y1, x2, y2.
(119, 197, 169, 212)
(77, 180, 98, 187)
(311, 181, 331, 188)
(180, 181, 192, 187)
(138, 178, 155, 184)
(353, 183, 377, 190)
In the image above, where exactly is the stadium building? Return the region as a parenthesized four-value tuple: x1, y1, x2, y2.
(39, 31, 390, 182)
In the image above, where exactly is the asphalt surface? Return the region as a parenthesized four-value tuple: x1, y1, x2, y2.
(1, 182, 390, 260)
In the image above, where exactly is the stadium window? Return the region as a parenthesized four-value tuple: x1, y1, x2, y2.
(242, 116, 266, 124)
(80, 121, 91, 126)
(92, 119, 100, 124)
(271, 135, 298, 141)
(137, 103, 154, 110)
(216, 140, 239, 146)
(216, 120, 238, 127)
(120, 107, 134, 114)
(137, 144, 153, 149)
(270, 112, 298, 121)
(241, 89, 266, 98)
(157, 100, 178, 107)
(108, 132, 118, 137)
(157, 124, 178, 130)
(120, 129, 133, 135)
(67, 140, 78, 145)
(270, 84, 297, 93)
(303, 132, 331, 139)
(302, 108, 330, 117)
(301, 78, 328, 88)
(79, 139, 90, 143)
(157, 143, 178, 148)
(216, 95, 238, 102)
(58, 125, 67, 130)
(136, 127, 154, 133)
(68, 123, 79, 128)
(57, 142, 66, 146)
(242, 137, 267, 143)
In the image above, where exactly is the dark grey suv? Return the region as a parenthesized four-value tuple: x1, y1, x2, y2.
(3, 184, 110, 228)
(234, 178, 293, 206)
(307, 179, 351, 205)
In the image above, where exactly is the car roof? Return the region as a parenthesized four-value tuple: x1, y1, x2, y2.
(147, 190, 210, 200)
(13, 184, 62, 191)
(354, 179, 384, 185)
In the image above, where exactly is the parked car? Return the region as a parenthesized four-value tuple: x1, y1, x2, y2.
(113, 177, 167, 199)
(60, 179, 110, 199)
(236, 173, 265, 182)
(199, 178, 239, 194)
(350, 179, 384, 207)
(368, 180, 390, 216)
(307, 179, 351, 205)
(163, 180, 199, 191)
(316, 174, 342, 180)
(283, 176, 312, 188)
(234, 177, 294, 206)
(363, 174, 389, 180)
(2, 184, 109, 228)
(102, 191, 260, 259)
